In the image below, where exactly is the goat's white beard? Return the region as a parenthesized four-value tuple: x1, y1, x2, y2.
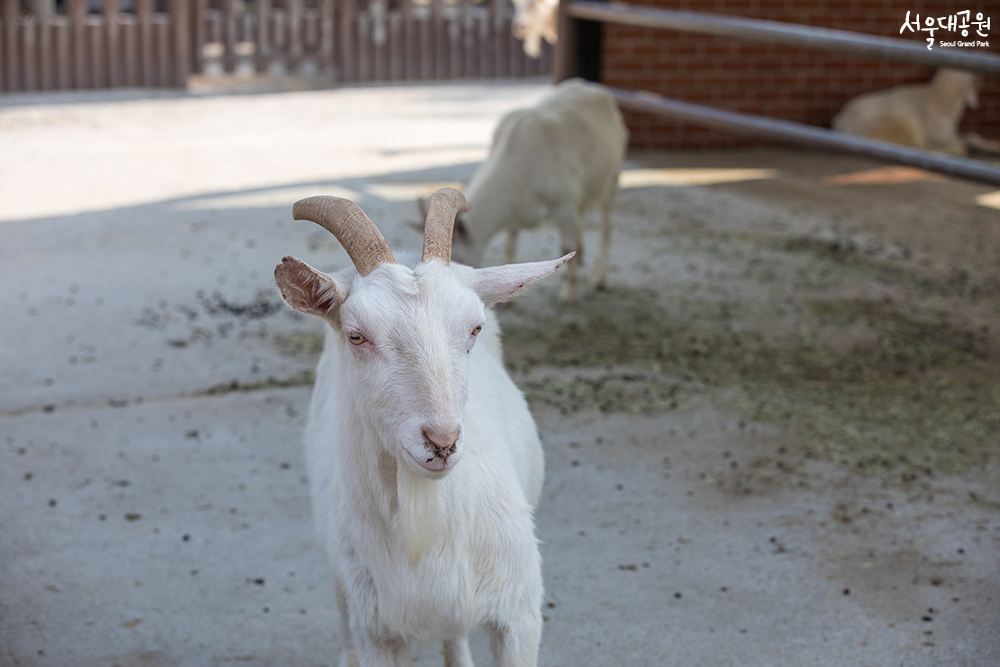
(396, 463, 444, 566)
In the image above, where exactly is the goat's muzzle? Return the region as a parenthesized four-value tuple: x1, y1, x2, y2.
(422, 427, 460, 459)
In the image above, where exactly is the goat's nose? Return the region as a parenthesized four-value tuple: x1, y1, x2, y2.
(422, 427, 460, 456)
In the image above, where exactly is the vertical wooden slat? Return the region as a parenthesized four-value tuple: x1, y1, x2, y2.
(137, 0, 153, 85)
(103, 0, 120, 87)
(385, 8, 395, 81)
(38, 9, 52, 89)
(431, 0, 443, 79)
(269, 10, 284, 73)
(122, 14, 137, 85)
(0, 0, 6, 91)
(319, 0, 334, 75)
(22, 15, 37, 91)
(464, 3, 473, 78)
(400, 0, 412, 80)
(53, 15, 70, 88)
(223, 0, 236, 73)
(371, 1, 385, 81)
(492, 0, 505, 78)
(155, 14, 170, 86)
(461, 0, 474, 79)
(508, 15, 521, 77)
(88, 15, 103, 88)
(288, 0, 301, 74)
(69, 0, 86, 88)
(491, 0, 503, 78)
(171, 0, 189, 86)
(448, 9, 460, 79)
(419, 6, 431, 79)
(302, 7, 317, 57)
(2, 0, 16, 91)
(193, 0, 205, 74)
(478, 8, 490, 79)
(256, 0, 270, 73)
(339, 0, 355, 82)
(357, 11, 369, 82)
(388, 11, 402, 81)
(450, 3, 461, 80)
(443, 7, 452, 80)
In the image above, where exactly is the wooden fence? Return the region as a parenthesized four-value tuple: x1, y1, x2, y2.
(0, 0, 552, 92)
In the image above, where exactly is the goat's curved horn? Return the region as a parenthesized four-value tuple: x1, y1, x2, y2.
(421, 187, 468, 265)
(293, 196, 396, 276)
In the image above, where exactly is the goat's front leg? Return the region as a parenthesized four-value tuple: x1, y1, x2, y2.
(487, 615, 542, 667)
(346, 599, 411, 667)
(443, 637, 474, 667)
(553, 207, 583, 302)
(352, 630, 412, 667)
(592, 198, 614, 291)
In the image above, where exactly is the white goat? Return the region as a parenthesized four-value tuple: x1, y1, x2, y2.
(447, 78, 627, 302)
(511, 0, 558, 58)
(274, 188, 571, 667)
(831, 68, 991, 156)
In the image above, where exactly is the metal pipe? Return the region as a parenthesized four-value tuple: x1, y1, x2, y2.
(570, 1, 1000, 76)
(610, 86, 1000, 186)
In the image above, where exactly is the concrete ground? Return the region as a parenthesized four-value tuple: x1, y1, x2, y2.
(1, 80, 998, 667)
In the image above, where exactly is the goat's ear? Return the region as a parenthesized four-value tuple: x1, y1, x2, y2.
(471, 252, 574, 305)
(274, 256, 346, 317)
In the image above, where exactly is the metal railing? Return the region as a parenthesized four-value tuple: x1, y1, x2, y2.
(569, 1, 1000, 75)
(554, 1, 1000, 186)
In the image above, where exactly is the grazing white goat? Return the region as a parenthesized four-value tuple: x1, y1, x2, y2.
(274, 188, 571, 667)
(447, 78, 627, 302)
(831, 68, 989, 156)
(511, 0, 558, 58)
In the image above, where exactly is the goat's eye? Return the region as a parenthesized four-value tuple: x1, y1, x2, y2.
(471, 325, 483, 336)
(348, 333, 366, 345)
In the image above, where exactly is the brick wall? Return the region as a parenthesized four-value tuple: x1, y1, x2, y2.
(600, 1, 999, 149)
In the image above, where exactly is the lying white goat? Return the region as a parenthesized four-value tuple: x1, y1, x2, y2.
(512, 0, 558, 58)
(274, 188, 571, 667)
(831, 68, 989, 156)
(447, 78, 627, 302)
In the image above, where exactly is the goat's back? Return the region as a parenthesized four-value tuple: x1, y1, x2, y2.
(471, 79, 628, 209)
(832, 69, 976, 142)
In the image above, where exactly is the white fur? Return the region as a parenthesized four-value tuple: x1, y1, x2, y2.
(452, 78, 628, 303)
(831, 68, 983, 156)
(276, 246, 568, 667)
